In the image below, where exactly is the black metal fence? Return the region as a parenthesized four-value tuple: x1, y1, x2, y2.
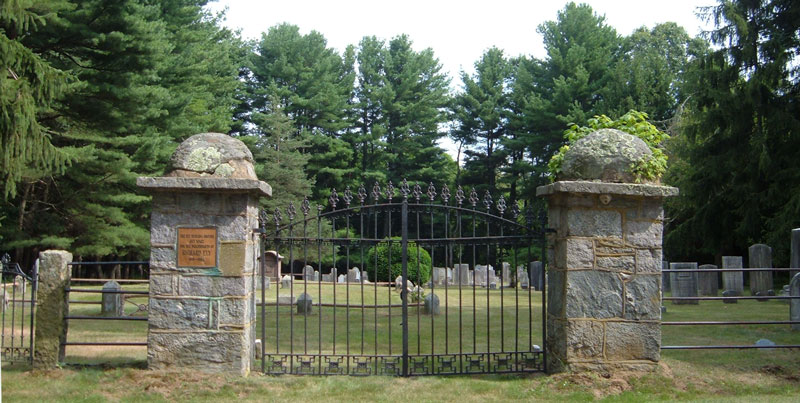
(1, 253, 37, 364)
(662, 266, 800, 350)
(258, 181, 547, 376)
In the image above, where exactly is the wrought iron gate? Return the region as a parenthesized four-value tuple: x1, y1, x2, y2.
(1, 253, 37, 365)
(257, 181, 547, 376)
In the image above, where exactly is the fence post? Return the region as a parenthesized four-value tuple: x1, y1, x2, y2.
(33, 250, 72, 368)
(791, 228, 799, 281)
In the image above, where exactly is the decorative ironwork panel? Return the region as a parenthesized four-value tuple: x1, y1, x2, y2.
(256, 182, 547, 376)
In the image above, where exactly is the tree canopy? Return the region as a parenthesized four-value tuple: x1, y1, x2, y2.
(3, 0, 799, 270)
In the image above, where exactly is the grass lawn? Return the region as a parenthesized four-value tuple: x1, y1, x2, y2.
(2, 282, 800, 401)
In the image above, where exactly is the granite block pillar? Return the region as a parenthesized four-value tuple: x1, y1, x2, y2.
(538, 181, 677, 373)
(138, 133, 271, 376)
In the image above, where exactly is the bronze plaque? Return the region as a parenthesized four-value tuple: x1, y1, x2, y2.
(177, 227, 217, 268)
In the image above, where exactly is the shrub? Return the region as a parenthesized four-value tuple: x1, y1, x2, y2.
(365, 238, 432, 284)
(548, 110, 669, 182)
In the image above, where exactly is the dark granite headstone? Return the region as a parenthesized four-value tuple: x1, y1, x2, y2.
(671, 262, 699, 305)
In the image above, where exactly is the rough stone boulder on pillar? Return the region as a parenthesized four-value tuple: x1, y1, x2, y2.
(559, 129, 654, 184)
(167, 132, 257, 179)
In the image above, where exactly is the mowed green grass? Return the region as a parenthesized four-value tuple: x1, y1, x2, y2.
(259, 281, 543, 356)
(8, 281, 798, 365)
(2, 282, 800, 401)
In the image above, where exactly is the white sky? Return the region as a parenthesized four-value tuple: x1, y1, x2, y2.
(207, 0, 715, 81)
(205, 0, 716, 161)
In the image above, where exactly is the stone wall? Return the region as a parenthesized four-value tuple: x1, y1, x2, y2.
(538, 181, 677, 372)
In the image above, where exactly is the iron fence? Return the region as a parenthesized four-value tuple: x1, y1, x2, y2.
(1, 253, 37, 364)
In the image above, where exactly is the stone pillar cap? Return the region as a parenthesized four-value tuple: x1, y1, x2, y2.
(136, 176, 271, 197)
(536, 180, 677, 197)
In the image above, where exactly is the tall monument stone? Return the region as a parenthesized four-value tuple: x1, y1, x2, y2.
(538, 129, 678, 373)
(138, 133, 271, 375)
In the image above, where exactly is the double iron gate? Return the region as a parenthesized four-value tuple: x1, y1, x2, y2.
(257, 181, 547, 376)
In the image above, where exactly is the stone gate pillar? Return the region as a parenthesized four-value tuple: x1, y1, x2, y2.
(138, 133, 271, 375)
(537, 129, 678, 373)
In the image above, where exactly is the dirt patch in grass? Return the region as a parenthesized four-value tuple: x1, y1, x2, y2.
(546, 362, 685, 399)
(117, 369, 229, 400)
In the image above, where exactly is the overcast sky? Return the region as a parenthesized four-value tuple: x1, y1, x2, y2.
(207, 0, 715, 81)
(205, 0, 716, 161)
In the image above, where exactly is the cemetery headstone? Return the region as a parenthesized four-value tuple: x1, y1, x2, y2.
(361, 270, 369, 283)
(662, 261, 670, 293)
(519, 269, 530, 289)
(13, 274, 23, 293)
(337, 274, 346, 283)
(347, 267, 360, 283)
(395, 275, 404, 291)
(756, 338, 776, 350)
(722, 256, 744, 296)
(475, 265, 487, 287)
(722, 289, 738, 304)
(302, 265, 314, 281)
(749, 243, 773, 296)
(281, 275, 292, 288)
(433, 267, 446, 286)
(101, 280, 124, 317)
(423, 293, 440, 315)
(263, 277, 270, 290)
(529, 261, 543, 290)
(790, 273, 800, 331)
(455, 264, 470, 286)
(502, 263, 511, 287)
(297, 293, 313, 315)
(698, 264, 719, 296)
(313, 270, 320, 282)
(278, 295, 296, 305)
(671, 262, 699, 305)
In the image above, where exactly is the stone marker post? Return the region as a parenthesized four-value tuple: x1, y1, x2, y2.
(101, 280, 124, 317)
(33, 250, 72, 368)
(138, 133, 271, 376)
(538, 128, 678, 373)
(749, 244, 773, 295)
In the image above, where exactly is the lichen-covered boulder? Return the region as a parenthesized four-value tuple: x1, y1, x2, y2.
(167, 133, 256, 179)
(559, 128, 652, 183)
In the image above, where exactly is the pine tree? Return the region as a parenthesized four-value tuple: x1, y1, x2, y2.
(0, 0, 71, 199)
(452, 47, 511, 194)
(510, 2, 620, 191)
(665, 0, 800, 264)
